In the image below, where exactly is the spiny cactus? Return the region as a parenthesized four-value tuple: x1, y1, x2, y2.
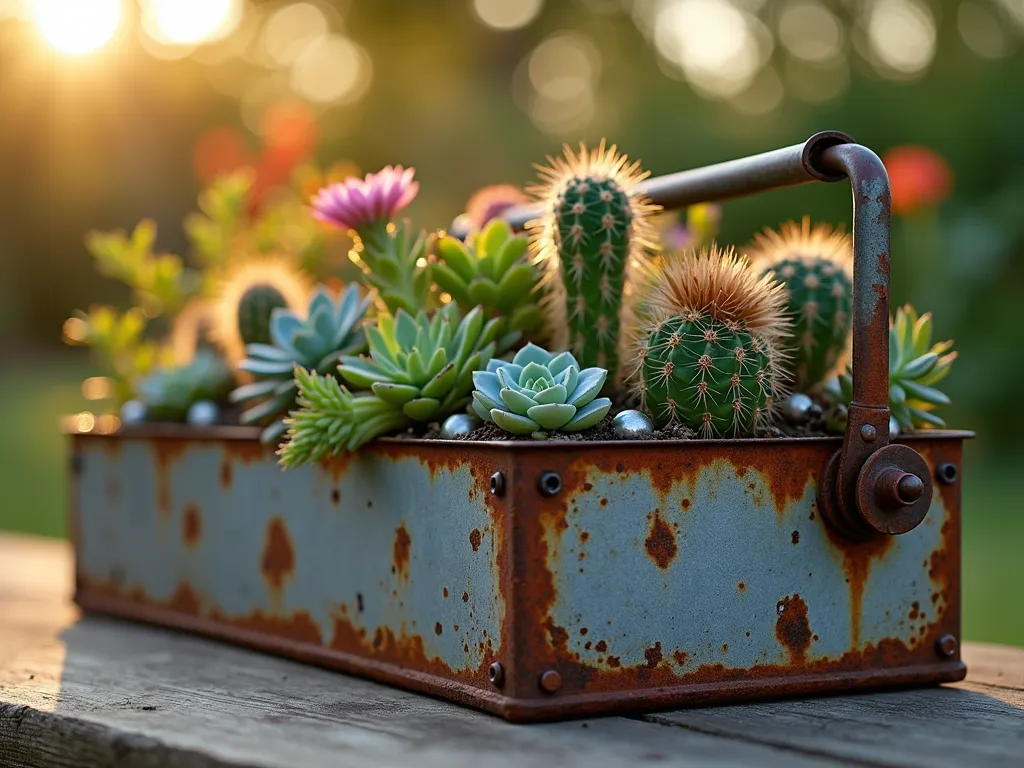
(433, 219, 544, 348)
(748, 218, 853, 391)
(826, 304, 957, 432)
(472, 343, 611, 437)
(626, 245, 791, 437)
(230, 284, 371, 443)
(210, 257, 312, 365)
(279, 304, 500, 466)
(529, 141, 658, 383)
(136, 350, 235, 423)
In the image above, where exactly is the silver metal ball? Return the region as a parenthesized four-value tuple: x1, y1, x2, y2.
(186, 400, 221, 427)
(611, 409, 655, 439)
(889, 416, 901, 438)
(440, 413, 481, 439)
(781, 393, 814, 425)
(120, 400, 148, 425)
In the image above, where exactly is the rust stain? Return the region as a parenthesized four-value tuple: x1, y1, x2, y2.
(909, 601, 920, 620)
(182, 504, 202, 548)
(645, 512, 678, 570)
(737, 582, 746, 593)
(168, 581, 202, 615)
(791, 530, 800, 545)
(213, 607, 323, 645)
(681, 498, 691, 510)
(331, 489, 341, 505)
(223, 440, 267, 465)
(469, 528, 482, 552)
(462, 591, 469, 602)
(595, 640, 608, 653)
(775, 594, 812, 664)
(152, 439, 187, 517)
(443, 587, 449, 598)
(673, 650, 689, 667)
(262, 517, 295, 592)
(219, 457, 233, 490)
(644, 642, 663, 669)
(823, 523, 894, 648)
(393, 524, 411, 580)
(435, 622, 443, 636)
(607, 656, 621, 668)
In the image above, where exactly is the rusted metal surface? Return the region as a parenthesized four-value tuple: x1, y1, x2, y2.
(71, 429, 968, 722)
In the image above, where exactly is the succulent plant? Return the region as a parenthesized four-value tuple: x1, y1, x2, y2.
(312, 166, 432, 315)
(136, 350, 235, 423)
(461, 184, 527, 230)
(825, 304, 956, 432)
(279, 304, 501, 466)
(749, 219, 853, 391)
(471, 343, 611, 437)
(529, 141, 658, 383)
(210, 257, 312, 365)
(626, 245, 791, 437)
(230, 284, 371, 443)
(433, 219, 544, 346)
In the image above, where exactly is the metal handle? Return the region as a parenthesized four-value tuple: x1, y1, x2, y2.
(477, 130, 931, 539)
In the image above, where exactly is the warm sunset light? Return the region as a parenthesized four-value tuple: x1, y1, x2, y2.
(141, 0, 242, 46)
(31, 0, 123, 55)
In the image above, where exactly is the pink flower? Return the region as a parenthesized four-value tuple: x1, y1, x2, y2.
(311, 165, 419, 231)
(465, 184, 527, 229)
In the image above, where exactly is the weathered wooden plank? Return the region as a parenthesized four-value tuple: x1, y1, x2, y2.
(643, 681, 1024, 768)
(0, 534, 838, 768)
(962, 642, 1024, 690)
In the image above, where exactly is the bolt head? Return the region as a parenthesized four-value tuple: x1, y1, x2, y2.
(781, 393, 814, 425)
(488, 662, 505, 687)
(896, 473, 925, 504)
(537, 471, 562, 497)
(611, 409, 655, 438)
(539, 669, 562, 693)
(935, 634, 959, 658)
(936, 462, 958, 485)
(489, 472, 505, 497)
(860, 424, 877, 442)
(440, 413, 481, 440)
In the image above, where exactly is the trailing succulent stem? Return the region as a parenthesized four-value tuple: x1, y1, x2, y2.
(230, 284, 371, 444)
(825, 304, 956, 432)
(280, 304, 500, 466)
(626, 245, 791, 437)
(748, 219, 853, 391)
(433, 219, 543, 350)
(529, 141, 657, 382)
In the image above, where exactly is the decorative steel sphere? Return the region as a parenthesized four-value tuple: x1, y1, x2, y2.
(120, 400, 148, 425)
(440, 413, 480, 439)
(186, 400, 220, 427)
(781, 393, 814, 425)
(611, 409, 654, 439)
(889, 416, 901, 438)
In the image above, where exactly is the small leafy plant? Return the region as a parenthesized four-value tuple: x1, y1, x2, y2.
(135, 349, 235, 423)
(472, 343, 611, 437)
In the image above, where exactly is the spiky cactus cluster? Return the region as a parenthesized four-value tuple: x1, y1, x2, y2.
(530, 141, 657, 383)
(748, 219, 852, 391)
(627, 246, 791, 437)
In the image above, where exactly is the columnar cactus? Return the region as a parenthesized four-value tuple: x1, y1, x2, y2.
(748, 219, 852, 391)
(626, 245, 791, 437)
(238, 284, 289, 348)
(529, 141, 658, 383)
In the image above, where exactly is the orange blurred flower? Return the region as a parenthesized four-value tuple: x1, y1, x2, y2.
(882, 146, 953, 215)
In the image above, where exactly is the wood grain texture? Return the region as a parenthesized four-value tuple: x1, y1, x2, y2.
(1, 533, 1022, 768)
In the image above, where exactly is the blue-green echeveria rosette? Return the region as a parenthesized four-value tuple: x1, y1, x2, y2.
(472, 343, 611, 436)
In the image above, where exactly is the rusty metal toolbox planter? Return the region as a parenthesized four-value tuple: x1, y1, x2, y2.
(70, 132, 970, 722)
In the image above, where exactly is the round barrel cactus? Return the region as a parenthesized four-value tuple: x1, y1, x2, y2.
(237, 283, 288, 348)
(748, 219, 852, 391)
(627, 245, 790, 437)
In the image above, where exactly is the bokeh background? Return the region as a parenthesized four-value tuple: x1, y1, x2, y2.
(0, 0, 1021, 642)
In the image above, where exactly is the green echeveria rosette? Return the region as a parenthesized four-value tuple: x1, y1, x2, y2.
(433, 219, 544, 350)
(641, 314, 776, 437)
(230, 284, 371, 444)
(555, 176, 632, 379)
(764, 257, 852, 391)
(472, 343, 611, 437)
(136, 349, 235, 423)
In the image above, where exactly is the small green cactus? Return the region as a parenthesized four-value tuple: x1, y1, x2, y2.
(471, 343, 611, 437)
(279, 304, 501, 466)
(530, 141, 657, 383)
(749, 219, 853, 391)
(626, 246, 790, 437)
(136, 350, 235, 423)
(826, 304, 957, 432)
(433, 219, 544, 348)
(230, 284, 371, 444)
(238, 283, 289, 348)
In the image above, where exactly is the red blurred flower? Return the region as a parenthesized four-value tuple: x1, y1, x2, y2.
(192, 127, 252, 183)
(882, 146, 953, 215)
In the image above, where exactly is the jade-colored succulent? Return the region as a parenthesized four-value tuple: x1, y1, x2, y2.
(279, 304, 501, 466)
(826, 304, 956, 431)
(749, 219, 853, 391)
(230, 284, 371, 443)
(136, 349, 235, 423)
(434, 219, 544, 346)
(626, 245, 791, 437)
(530, 141, 657, 383)
(472, 343, 611, 437)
